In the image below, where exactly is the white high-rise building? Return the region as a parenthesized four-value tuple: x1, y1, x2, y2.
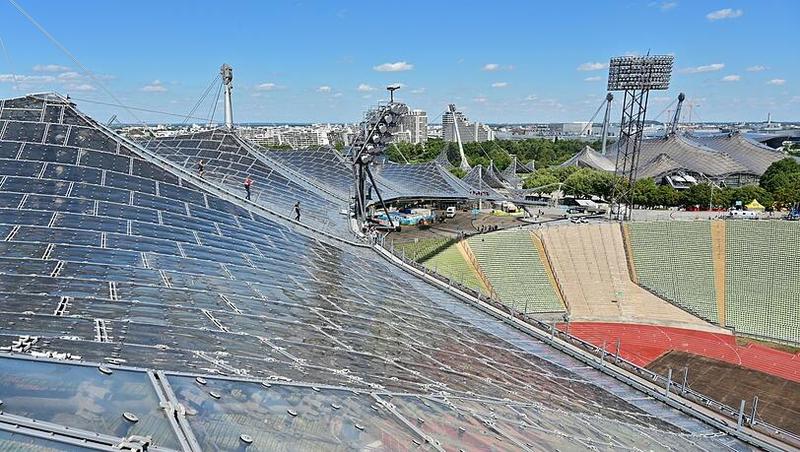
(443, 104, 494, 143)
(398, 109, 428, 144)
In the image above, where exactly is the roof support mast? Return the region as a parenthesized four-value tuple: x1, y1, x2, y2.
(600, 93, 613, 155)
(670, 92, 686, 135)
(221, 64, 234, 130)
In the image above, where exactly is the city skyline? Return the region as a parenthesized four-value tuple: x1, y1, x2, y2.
(0, 0, 797, 123)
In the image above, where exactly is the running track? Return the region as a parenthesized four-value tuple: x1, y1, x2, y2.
(558, 322, 800, 383)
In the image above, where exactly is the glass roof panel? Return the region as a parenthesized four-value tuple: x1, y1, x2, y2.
(168, 376, 423, 452)
(0, 357, 180, 449)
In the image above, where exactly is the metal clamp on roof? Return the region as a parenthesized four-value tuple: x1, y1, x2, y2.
(115, 435, 152, 451)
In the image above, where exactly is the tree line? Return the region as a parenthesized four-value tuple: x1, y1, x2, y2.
(384, 137, 800, 209)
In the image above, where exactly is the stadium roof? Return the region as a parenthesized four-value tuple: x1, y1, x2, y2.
(560, 145, 616, 172)
(686, 132, 786, 175)
(0, 92, 763, 449)
(611, 134, 754, 180)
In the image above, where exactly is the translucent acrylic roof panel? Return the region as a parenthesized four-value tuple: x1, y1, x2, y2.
(140, 130, 350, 237)
(372, 161, 474, 200)
(265, 148, 353, 199)
(0, 428, 94, 451)
(687, 132, 785, 175)
(0, 356, 180, 449)
(167, 376, 424, 451)
(612, 134, 752, 179)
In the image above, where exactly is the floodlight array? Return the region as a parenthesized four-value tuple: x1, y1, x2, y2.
(607, 55, 673, 91)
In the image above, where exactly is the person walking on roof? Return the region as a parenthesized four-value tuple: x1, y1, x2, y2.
(198, 159, 205, 178)
(293, 202, 301, 222)
(244, 176, 253, 200)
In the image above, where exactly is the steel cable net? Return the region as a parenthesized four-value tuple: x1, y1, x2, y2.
(0, 93, 768, 450)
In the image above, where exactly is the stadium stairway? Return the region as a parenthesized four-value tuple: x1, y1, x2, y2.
(540, 223, 724, 333)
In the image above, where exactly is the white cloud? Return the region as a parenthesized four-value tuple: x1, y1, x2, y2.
(373, 61, 413, 72)
(767, 79, 786, 86)
(483, 63, 500, 72)
(141, 80, 167, 92)
(317, 85, 332, 93)
(658, 1, 677, 11)
(357, 83, 376, 92)
(256, 82, 277, 91)
(410, 88, 426, 94)
(333, 92, 343, 98)
(577, 62, 607, 71)
(0, 74, 55, 83)
(67, 83, 96, 92)
(706, 8, 743, 20)
(721, 74, 741, 82)
(491, 82, 508, 88)
(57, 71, 81, 80)
(584, 76, 602, 82)
(525, 95, 538, 101)
(473, 96, 488, 103)
(680, 63, 725, 74)
(32, 64, 70, 73)
(746, 65, 766, 72)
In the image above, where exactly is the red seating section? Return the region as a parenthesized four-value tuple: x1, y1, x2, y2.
(558, 322, 800, 383)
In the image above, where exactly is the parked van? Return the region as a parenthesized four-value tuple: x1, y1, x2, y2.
(445, 206, 456, 218)
(728, 210, 759, 220)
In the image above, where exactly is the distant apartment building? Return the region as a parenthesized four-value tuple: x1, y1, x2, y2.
(239, 126, 331, 148)
(396, 109, 427, 144)
(443, 104, 494, 143)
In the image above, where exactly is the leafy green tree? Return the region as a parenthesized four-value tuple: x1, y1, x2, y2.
(632, 178, 659, 208)
(760, 158, 800, 193)
(729, 185, 773, 209)
(448, 167, 466, 178)
(683, 183, 713, 208)
(523, 171, 560, 191)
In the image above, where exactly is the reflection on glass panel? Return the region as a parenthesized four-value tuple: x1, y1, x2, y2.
(105, 171, 156, 195)
(384, 395, 524, 451)
(168, 376, 423, 451)
(0, 141, 21, 158)
(42, 104, 63, 124)
(0, 428, 93, 451)
(44, 124, 69, 145)
(78, 150, 130, 173)
(2, 122, 47, 142)
(1, 177, 70, 196)
(67, 127, 118, 154)
(19, 144, 78, 164)
(0, 357, 179, 449)
(42, 164, 102, 184)
(0, 159, 43, 177)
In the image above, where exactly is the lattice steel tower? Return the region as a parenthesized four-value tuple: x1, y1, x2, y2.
(607, 55, 673, 220)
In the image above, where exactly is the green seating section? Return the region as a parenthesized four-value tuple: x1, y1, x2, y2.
(394, 237, 453, 263)
(467, 232, 564, 313)
(726, 221, 800, 343)
(628, 221, 719, 322)
(423, 244, 486, 295)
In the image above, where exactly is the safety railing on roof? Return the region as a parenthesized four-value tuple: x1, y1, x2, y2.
(375, 237, 800, 451)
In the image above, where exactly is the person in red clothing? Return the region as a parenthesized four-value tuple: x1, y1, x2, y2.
(243, 176, 253, 200)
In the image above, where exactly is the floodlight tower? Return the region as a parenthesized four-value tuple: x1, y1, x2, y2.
(607, 55, 674, 221)
(600, 93, 613, 155)
(352, 92, 410, 229)
(221, 64, 234, 129)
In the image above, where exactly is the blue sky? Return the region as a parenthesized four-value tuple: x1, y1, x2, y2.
(0, 0, 797, 124)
